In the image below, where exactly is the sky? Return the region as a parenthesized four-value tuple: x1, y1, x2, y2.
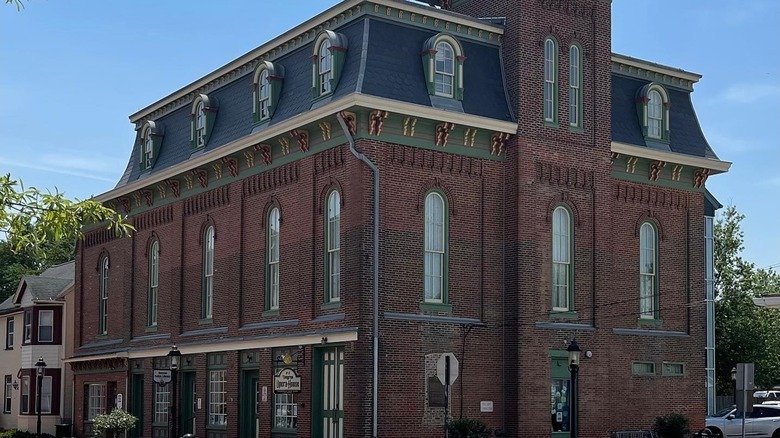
(0, 0, 778, 270)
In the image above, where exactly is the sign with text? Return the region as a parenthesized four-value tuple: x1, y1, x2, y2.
(153, 370, 171, 385)
(480, 401, 493, 412)
(274, 368, 301, 393)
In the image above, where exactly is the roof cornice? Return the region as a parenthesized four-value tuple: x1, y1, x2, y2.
(101, 94, 517, 203)
(129, 0, 504, 124)
(611, 141, 731, 173)
(611, 53, 701, 91)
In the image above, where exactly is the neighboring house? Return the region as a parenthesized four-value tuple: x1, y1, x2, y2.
(0, 262, 75, 436)
(68, 1, 730, 437)
(753, 295, 780, 309)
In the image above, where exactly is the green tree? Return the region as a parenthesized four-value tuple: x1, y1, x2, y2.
(0, 238, 75, 302)
(714, 205, 780, 393)
(1, 174, 131, 255)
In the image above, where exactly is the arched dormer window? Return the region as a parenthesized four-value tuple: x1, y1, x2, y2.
(253, 61, 284, 123)
(422, 34, 465, 100)
(191, 94, 218, 149)
(544, 37, 558, 124)
(636, 83, 670, 142)
(139, 120, 163, 171)
(311, 31, 348, 98)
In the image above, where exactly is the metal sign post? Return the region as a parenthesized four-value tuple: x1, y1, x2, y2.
(437, 353, 460, 438)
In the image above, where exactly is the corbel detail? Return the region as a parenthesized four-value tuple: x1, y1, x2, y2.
(671, 165, 683, 181)
(192, 168, 208, 188)
(649, 161, 666, 181)
(369, 110, 389, 136)
(463, 128, 477, 147)
(626, 156, 638, 174)
(221, 157, 239, 177)
(319, 122, 332, 140)
(140, 190, 154, 207)
(435, 122, 456, 147)
(403, 117, 417, 136)
(255, 144, 272, 166)
(279, 137, 290, 155)
(693, 168, 710, 188)
(339, 111, 357, 135)
(490, 132, 510, 155)
(291, 129, 310, 153)
(165, 178, 181, 197)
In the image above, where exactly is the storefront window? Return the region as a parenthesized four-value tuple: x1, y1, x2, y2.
(551, 378, 571, 432)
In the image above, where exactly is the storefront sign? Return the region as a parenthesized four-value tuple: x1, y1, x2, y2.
(274, 368, 301, 393)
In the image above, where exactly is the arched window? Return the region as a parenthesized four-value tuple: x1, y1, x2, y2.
(569, 44, 582, 128)
(99, 256, 109, 335)
(326, 191, 341, 302)
(639, 222, 658, 319)
(143, 127, 154, 169)
(647, 90, 663, 139)
(544, 37, 558, 123)
(636, 83, 670, 141)
(552, 206, 572, 311)
(191, 94, 217, 148)
(195, 101, 206, 147)
(318, 39, 332, 95)
(434, 42, 455, 97)
(424, 192, 446, 303)
(203, 225, 215, 319)
(258, 69, 270, 120)
(267, 207, 280, 310)
(148, 240, 159, 327)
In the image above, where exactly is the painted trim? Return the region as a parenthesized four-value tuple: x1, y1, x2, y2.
(612, 328, 688, 337)
(611, 141, 731, 173)
(631, 360, 656, 376)
(535, 321, 595, 331)
(100, 94, 518, 202)
(384, 312, 481, 325)
(612, 53, 701, 83)
(662, 361, 686, 377)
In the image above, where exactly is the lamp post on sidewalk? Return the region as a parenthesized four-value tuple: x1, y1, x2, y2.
(568, 340, 581, 438)
(35, 356, 47, 438)
(731, 366, 737, 406)
(168, 345, 181, 438)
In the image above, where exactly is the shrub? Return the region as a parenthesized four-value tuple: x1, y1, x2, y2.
(653, 413, 691, 438)
(92, 408, 139, 438)
(447, 418, 492, 438)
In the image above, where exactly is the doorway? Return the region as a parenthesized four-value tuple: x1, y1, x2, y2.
(314, 346, 344, 438)
(240, 370, 259, 438)
(180, 371, 197, 437)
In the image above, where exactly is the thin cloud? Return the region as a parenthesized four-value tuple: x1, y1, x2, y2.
(721, 83, 780, 104)
(0, 157, 117, 184)
(705, 131, 754, 155)
(40, 153, 118, 173)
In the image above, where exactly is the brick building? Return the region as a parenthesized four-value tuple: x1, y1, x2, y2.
(67, 0, 730, 437)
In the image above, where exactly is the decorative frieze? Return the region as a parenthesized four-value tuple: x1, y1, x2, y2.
(535, 161, 593, 190)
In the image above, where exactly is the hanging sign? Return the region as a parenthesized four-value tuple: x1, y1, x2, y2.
(274, 368, 301, 393)
(153, 370, 172, 386)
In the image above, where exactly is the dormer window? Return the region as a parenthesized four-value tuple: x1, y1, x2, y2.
(311, 31, 348, 99)
(191, 94, 218, 149)
(139, 121, 163, 171)
(636, 83, 670, 142)
(253, 61, 284, 123)
(422, 34, 465, 100)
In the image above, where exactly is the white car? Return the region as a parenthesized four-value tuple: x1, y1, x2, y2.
(705, 404, 780, 438)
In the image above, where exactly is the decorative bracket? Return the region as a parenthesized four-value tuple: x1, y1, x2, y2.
(165, 178, 181, 197)
(435, 122, 456, 147)
(693, 168, 710, 188)
(626, 157, 638, 174)
(255, 144, 272, 165)
(192, 168, 208, 188)
(339, 111, 357, 135)
(649, 160, 666, 181)
(290, 129, 310, 153)
(490, 132, 510, 155)
(221, 157, 239, 177)
(369, 110, 389, 136)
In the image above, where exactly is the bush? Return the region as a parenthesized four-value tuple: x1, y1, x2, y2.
(92, 408, 138, 438)
(447, 418, 492, 438)
(0, 431, 54, 438)
(653, 413, 691, 438)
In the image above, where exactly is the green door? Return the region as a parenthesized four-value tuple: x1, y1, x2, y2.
(129, 374, 144, 438)
(180, 371, 196, 436)
(240, 370, 259, 438)
(316, 347, 344, 438)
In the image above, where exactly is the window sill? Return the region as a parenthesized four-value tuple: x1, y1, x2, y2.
(199, 318, 213, 326)
(145, 325, 158, 333)
(544, 120, 559, 128)
(568, 124, 584, 133)
(95, 334, 107, 340)
(643, 135, 671, 145)
(206, 425, 228, 430)
(4, 347, 12, 350)
(637, 318, 663, 327)
(419, 302, 452, 314)
(263, 309, 280, 317)
(271, 428, 298, 434)
(312, 92, 334, 104)
(549, 310, 578, 320)
(320, 301, 341, 311)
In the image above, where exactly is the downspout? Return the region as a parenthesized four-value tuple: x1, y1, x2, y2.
(337, 112, 379, 438)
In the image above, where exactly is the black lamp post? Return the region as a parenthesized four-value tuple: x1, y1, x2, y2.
(35, 356, 47, 438)
(567, 340, 581, 438)
(168, 345, 181, 438)
(731, 366, 737, 406)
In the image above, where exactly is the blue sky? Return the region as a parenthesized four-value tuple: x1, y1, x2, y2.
(1, 0, 778, 270)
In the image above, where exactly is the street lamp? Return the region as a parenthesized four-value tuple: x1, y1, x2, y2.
(35, 356, 47, 438)
(567, 340, 581, 438)
(731, 367, 737, 406)
(168, 345, 181, 438)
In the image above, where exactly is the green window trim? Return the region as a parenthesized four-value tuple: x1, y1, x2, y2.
(639, 221, 660, 320)
(551, 205, 574, 312)
(631, 361, 656, 376)
(568, 43, 583, 130)
(253, 61, 285, 123)
(266, 206, 281, 311)
(147, 239, 159, 328)
(139, 121, 163, 171)
(544, 36, 559, 126)
(311, 31, 348, 99)
(421, 33, 465, 101)
(423, 190, 449, 306)
(662, 361, 686, 377)
(324, 190, 341, 304)
(635, 83, 670, 143)
(190, 94, 218, 149)
(98, 256, 109, 336)
(202, 225, 215, 320)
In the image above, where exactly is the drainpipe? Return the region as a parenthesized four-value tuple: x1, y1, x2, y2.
(336, 112, 379, 438)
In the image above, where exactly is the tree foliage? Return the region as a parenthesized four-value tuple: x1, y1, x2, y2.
(1, 174, 132, 255)
(714, 205, 780, 393)
(0, 238, 75, 302)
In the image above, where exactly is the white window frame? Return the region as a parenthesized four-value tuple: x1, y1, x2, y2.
(149, 240, 159, 327)
(99, 257, 109, 335)
(268, 207, 280, 310)
(203, 226, 215, 319)
(647, 90, 663, 139)
(195, 101, 206, 147)
(208, 370, 227, 426)
(143, 126, 154, 169)
(3, 375, 11, 413)
(552, 206, 571, 311)
(87, 383, 106, 421)
(434, 42, 455, 98)
(639, 222, 657, 319)
(544, 38, 557, 122)
(274, 391, 297, 429)
(569, 44, 581, 127)
(326, 191, 341, 302)
(154, 380, 170, 424)
(24, 310, 31, 343)
(318, 40, 332, 95)
(40, 376, 52, 414)
(5, 318, 12, 349)
(258, 69, 271, 120)
(424, 192, 445, 303)
(38, 309, 53, 343)
(21, 376, 29, 414)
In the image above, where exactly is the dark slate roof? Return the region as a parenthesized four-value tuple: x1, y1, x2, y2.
(0, 295, 16, 315)
(611, 73, 718, 159)
(16, 261, 74, 303)
(116, 16, 512, 189)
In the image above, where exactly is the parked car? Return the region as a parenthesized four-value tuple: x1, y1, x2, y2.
(764, 401, 780, 406)
(755, 390, 780, 401)
(705, 404, 780, 438)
